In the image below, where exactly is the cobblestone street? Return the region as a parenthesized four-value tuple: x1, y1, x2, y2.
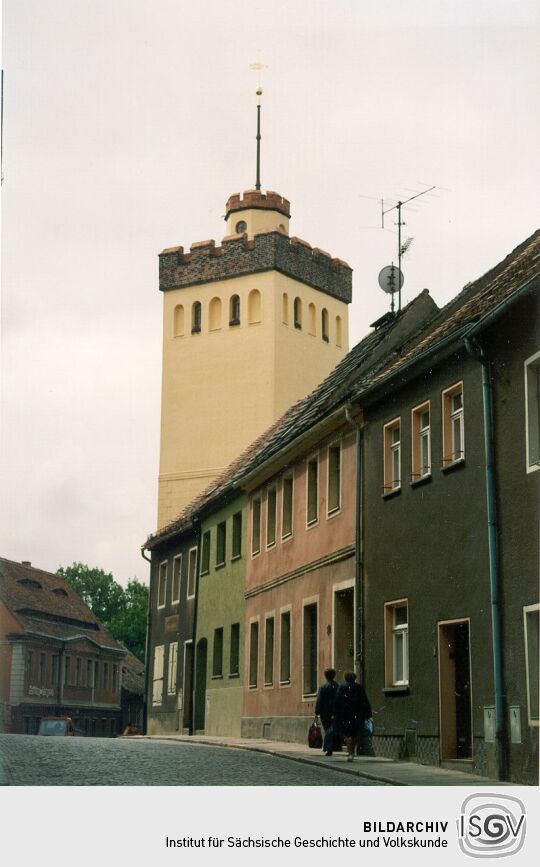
(0, 735, 384, 786)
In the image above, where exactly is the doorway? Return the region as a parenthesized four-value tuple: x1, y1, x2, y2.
(194, 638, 207, 733)
(438, 619, 472, 760)
(333, 585, 354, 682)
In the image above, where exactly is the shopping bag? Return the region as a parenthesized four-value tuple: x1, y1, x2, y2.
(308, 719, 323, 749)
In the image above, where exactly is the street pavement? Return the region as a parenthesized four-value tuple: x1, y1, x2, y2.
(0, 734, 386, 786)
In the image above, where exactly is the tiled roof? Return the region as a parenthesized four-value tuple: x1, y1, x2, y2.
(121, 647, 145, 694)
(0, 558, 125, 652)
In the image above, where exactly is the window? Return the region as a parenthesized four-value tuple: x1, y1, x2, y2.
(524, 604, 539, 725)
(232, 511, 242, 559)
(94, 660, 99, 689)
(152, 645, 164, 706)
(282, 473, 294, 539)
(308, 302, 316, 335)
(167, 642, 178, 694)
(327, 443, 341, 515)
(209, 296, 222, 331)
(266, 487, 277, 548)
(306, 455, 319, 526)
(383, 418, 401, 491)
(157, 561, 167, 609)
(86, 659, 92, 688)
(201, 531, 211, 575)
(411, 402, 431, 480)
(51, 654, 58, 686)
(303, 602, 318, 696)
(25, 650, 33, 683)
(191, 301, 202, 333)
(212, 628, 224, 677)
(112, 664, 118, 694)
(321, 308, 329, 342)
(282, 293, 289, 325)
(336, 315, 343, 347)
(76, 657, 81, 687)
(280, 610, 291, 684)
(216, 521, 226, 566)
(103, 662, 109, 690)
(442, 382, 464, 465)
(294, 297, 302, 329)
(37, 652, 46, 686)
(249, 621, 259, 688)
(264, 617, 275, 686)
(173, 304, 185, 337)
(64, 656, 71, 686)
(187, 547, 197, 599)
(525, 351, 540, 472)
(172, 555, 182, 603)
(229, 623, 240, 676)
(251, 496, 261, 556)
(248, 289, 261, 324)
(385, 600, 409, 687)
(229, 294, 241, 326)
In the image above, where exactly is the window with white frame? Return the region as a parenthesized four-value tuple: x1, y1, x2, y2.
(383, 418, 401, 491)
(251, 496, 261, 556)
(524, 604, 539, 725)
(525, 351, 540, 472)
(282, 473, 294, 539)
(385, 600, 409, 687)
(187, 548, 197, 599)
(152, 645, 164, 705)
(167, 642, 178, 695)
(172, 555, 181, 604)
(306, 455, 319, 526)
(249, 621, 259, 688)
(411, 402, 431, 480)
(442, 382, 464, 465)
(327, 442, 341, 514)
(280, 610, 291, 684)
(264, 616, 275, 686)
(157, 561, 167, 609)
(266, 486, 277, 548)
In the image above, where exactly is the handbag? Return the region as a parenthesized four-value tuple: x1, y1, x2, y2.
(308, 718, 322, 749)
(363, 717, 374, 735)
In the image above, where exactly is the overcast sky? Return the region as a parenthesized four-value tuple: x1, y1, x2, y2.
(1, 0, 539, 585)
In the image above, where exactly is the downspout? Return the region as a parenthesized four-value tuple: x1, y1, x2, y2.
(190, 522, 202, 735)
(345, 406, 364, 684)
(463, 336, 506, 781)
(140, 545, 152, 735)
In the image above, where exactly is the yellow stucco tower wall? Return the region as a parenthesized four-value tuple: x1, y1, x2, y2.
(157, 190, 352, 528)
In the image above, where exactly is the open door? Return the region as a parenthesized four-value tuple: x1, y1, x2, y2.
(333, 586, 354, 682)
(438, 619, 472, 760)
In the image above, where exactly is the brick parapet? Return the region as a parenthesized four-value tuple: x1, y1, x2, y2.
(159, 231, 352, 303)
(225, 189, 291, 220)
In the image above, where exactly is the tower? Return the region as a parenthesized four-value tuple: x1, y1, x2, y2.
(157, 99, 352, 527)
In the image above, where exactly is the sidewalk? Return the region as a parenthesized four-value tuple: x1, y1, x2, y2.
(142, 733, 502, 786)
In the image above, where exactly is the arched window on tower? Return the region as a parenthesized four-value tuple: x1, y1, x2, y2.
(230, 294, 241, 326)
(248, 289, 261, 324)
(308, 303, 316, 336)
(282, 293, 289, 325)
(335, 315, 343, 347)
(294, 297, 302, 330)
(209, 297, 222, 331)
(192, 301, 202, 334)
(173, 304, 185, 337)
(322, 308, 329, 342)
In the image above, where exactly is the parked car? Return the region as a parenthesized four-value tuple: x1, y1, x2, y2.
(38, 717, 75, 736)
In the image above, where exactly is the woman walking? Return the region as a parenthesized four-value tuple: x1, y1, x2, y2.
(335, 671, 372, 762)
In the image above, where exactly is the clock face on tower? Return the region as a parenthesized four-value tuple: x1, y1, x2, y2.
(235, 220, 247, 234)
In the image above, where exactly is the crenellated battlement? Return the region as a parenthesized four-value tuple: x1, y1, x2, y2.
(159, 230, 352, 302)
(225, 189, 291, 220)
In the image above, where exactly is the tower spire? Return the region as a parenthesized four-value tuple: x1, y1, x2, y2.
(255, 86, 262, 191)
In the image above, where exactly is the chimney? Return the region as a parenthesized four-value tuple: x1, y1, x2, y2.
(21, 560, 32, 567)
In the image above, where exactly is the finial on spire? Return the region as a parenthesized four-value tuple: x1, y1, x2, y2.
(250, 61, 267, 192)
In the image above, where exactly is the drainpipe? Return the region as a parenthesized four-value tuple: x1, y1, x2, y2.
(464, 336, 506, 781)
(140, 545, 152, 735)
(190, 523, 202, 735)
(345, 406, 364, 683)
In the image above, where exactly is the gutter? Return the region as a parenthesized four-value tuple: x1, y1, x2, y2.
(344, 406, 364, 684)
(463, 335, 506, 781)
(140, 545, 152, 735)
(190, 522, 202, 736)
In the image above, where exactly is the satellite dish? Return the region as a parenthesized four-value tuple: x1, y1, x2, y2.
(378, 264, 404, 295)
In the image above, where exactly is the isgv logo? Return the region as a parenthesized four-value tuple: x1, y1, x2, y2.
(457, 793, 526, 858)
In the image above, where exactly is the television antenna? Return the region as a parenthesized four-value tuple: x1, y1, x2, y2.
(381, 184, 436, 310)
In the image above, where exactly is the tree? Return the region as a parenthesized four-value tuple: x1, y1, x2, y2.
(57, 563, 148, 662)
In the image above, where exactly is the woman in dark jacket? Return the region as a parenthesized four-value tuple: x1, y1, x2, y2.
(335, 671, 372, 762)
